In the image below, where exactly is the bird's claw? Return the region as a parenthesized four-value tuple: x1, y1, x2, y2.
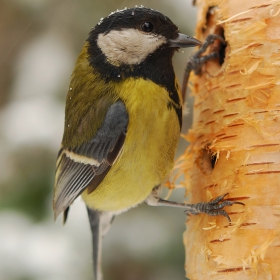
(186, 34, 225, 75)
(203, 34, 226, 48)
(185, 193, 245, 223)
(182, 33, 226, 99)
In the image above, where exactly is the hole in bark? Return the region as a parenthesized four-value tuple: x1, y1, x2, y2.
(196, 145, 216, 175)
(214, 25, 226, 65)
(211, 153, 217, 169)
(201, 6, 227, 73)
(202, 6, 218, 33)
(206, 6, 217, 26)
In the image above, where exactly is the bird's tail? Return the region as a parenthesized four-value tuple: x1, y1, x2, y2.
(87, 207, 115, 280)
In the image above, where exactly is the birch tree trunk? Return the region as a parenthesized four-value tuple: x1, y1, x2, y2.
(182, 0, 280, 279)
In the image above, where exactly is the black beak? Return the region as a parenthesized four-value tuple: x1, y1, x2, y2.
(169, 33, 201, 48)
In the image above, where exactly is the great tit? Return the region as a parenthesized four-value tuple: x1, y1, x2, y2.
(53, 7, 240, 279)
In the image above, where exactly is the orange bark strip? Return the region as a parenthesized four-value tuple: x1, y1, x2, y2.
(182, 0, 280, 279)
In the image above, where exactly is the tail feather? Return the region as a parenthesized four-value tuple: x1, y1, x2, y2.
(87, 207, 115, 280)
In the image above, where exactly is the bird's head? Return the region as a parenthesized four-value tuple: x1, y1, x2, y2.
(87, 7, 200, 71)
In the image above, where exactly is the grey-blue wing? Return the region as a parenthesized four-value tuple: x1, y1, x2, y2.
(72, 101, 128, 164)
(53, 100, 129, 219)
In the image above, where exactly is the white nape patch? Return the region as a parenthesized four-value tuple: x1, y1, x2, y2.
(97, 29, 167, 66)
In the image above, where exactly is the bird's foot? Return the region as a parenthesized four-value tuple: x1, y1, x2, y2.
(182, 34, 226, 97)
(146, 188, 245, 223)
(187, 34, 225, 75)
(185, 193, 244, 223)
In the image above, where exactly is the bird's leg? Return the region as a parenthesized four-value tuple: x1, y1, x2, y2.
(146, 189, 244, 223)
(182, 34, 226, 102)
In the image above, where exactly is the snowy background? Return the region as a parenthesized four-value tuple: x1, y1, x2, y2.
(0, 0, 197, 279)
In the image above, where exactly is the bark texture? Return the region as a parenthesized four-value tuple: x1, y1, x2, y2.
(182, 0, 280, 279)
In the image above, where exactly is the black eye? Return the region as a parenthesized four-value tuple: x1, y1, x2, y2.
(140, 22, 154, 32)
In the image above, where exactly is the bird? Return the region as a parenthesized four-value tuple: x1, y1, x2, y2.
(53, 6, 242, 279)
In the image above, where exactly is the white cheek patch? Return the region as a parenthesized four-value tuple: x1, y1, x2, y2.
(97, 29, 167, 66)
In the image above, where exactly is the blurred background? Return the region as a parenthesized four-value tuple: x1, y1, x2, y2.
(0, 0, 197, 279)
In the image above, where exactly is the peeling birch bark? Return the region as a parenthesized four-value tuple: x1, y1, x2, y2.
(182, 0, 280, 279)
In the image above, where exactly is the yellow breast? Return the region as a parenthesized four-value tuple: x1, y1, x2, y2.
(82, 78, 181, 212)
